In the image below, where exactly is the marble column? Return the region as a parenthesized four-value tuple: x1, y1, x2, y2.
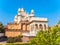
(42, 24, 45, 31)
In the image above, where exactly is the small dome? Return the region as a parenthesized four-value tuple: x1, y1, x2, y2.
(31, 9, 34, 14)
(18, 8, 21, 12)
(15, 15, 17, 18)
(21, 8, 24, 12)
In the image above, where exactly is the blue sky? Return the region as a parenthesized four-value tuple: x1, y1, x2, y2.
(0, 0, 60, 26)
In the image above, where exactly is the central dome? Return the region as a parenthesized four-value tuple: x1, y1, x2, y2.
(18, 8, 21, 12)
(21, 8, 24, 12)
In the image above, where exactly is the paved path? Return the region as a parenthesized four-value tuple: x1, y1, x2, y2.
(0, 41, 6, 44)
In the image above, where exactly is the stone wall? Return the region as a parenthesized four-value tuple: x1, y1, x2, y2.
(5, 31, 22, 37)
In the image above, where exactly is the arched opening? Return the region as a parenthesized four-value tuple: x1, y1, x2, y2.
(39, 24, 43, 30)
(35, 24, 38, 30)
(44, 24, 46, 30)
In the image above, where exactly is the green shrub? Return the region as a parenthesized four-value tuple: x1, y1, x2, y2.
(30, 27, 60, 45)
(7, 35, 23, 43)
(7, 37, 15, 43)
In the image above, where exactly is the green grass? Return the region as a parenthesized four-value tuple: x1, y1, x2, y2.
(0, 42, 30, 45)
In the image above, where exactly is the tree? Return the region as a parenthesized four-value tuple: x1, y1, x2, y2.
(30, 27, 60, 45)
(58, 20, 60, 24)
(0, 22, 3, 28)
(0, 22, 5, 33)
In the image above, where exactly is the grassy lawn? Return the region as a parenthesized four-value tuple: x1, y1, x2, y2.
(0, 42, 30, 45)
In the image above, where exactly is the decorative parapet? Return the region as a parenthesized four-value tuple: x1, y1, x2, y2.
(29, 17, 48, 22)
